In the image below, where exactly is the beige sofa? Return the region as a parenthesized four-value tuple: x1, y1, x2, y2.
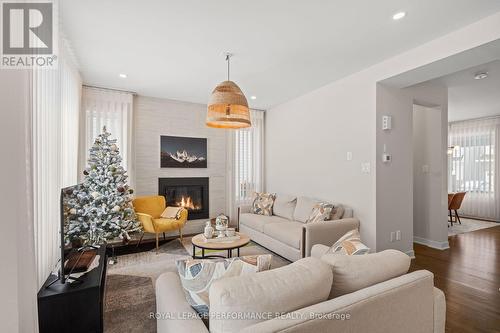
(156, 247, 446, 333)
(238, 194, 359, 261)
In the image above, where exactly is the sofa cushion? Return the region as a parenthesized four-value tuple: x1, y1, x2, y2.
(263, 221, 303, 249)
(272, 194, 297, 220)
(176, 255, 272, 318)
(240, 213, 290, 233)
(293, 196, 321, 223)
(320, 249, 411, 298)
(251, 192, 276, 216)
(209, 257, 333, 333)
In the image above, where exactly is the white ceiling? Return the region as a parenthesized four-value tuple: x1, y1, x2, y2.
(442, 60, 500, 122)
(61, 0, 500, 109)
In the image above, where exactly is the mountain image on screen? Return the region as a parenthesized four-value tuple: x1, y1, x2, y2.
(161, 136, 207, 168)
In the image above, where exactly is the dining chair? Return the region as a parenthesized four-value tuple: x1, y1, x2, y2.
(447, 193, 455, 227)
(449, 192, 466, 226)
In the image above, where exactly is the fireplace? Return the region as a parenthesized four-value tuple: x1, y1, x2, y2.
(158, 177, 209, 220)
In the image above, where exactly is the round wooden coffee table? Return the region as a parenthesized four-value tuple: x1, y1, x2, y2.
(191, 232, 250, 259)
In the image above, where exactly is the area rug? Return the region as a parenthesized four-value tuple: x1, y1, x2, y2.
(104, 237, 289, 333)
(448, 218, 499, 236)
(105, 240, 191, 333)
(104, 274, 156, 333)
(107, 238, 191, 284)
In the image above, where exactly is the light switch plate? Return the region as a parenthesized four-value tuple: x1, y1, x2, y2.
(396, 230, 401, 241)
(347, 151, 353, 161)
(361, 162, 370, 174)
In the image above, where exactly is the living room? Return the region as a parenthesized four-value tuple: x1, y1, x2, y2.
(2, 1, 500, 333)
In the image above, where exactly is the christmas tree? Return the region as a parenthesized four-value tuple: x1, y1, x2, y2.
(65, 127, 140, 245)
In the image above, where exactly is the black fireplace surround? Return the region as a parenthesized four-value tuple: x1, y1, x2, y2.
(158, 177, 209, 220)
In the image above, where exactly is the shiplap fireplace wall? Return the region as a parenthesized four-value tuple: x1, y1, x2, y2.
(133, 96, 227, 233)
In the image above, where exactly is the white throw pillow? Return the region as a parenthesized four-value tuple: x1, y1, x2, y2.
(160, 206, 182, 219)
(272, 194, 297, 220)
(293, 196, 320, 223)
(320, 249, 411, 298)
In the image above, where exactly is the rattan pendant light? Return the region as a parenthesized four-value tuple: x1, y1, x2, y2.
(206, 53, 251, 129)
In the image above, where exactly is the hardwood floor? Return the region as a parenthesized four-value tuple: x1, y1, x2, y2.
(409, 225, 500, 333)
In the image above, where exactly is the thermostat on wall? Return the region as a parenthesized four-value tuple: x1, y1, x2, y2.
(382, 115, 392, 130)
(382, 144, 391, 163)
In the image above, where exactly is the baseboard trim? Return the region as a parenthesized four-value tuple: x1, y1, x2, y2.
(413, 236, 449, 250)
(405, 249, 415, 259)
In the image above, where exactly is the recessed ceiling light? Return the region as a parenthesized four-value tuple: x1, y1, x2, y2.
(250, 96, 257, 100)
(119, 73, 127, 78)
(393, 12, 406, 20)
(474, 72, 488, 80)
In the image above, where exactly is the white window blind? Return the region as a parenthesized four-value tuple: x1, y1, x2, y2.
(81, 87, 134, 187)
(32, 40, 82, 288)
(227, 110, 265, 220)
(448, 117, 500, 221)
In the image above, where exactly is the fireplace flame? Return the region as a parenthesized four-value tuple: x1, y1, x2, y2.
(177, 195, 201, 210)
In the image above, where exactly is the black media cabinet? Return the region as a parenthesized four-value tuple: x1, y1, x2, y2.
(37, 246, 107, 333)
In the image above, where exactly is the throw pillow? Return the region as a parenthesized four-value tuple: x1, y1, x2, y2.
(330, 205, 345, 220)
(252, 192, 276, 216)
(306, 202, 334, 223)
(327, 229, 370, 255)
(293, 196, 320, 223)
(160, 206, 182, 219)
(176, 254, 272, 318)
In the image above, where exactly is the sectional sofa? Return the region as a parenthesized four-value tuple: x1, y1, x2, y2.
(238, 194, 359, 261)
(156, 246, 445, 333)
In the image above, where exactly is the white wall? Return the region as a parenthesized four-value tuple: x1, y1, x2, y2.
(0, 71, 38, 332)
(407, 84, 449, 249)
(413, 105, 448, 248)
(134, 96, 227, 234)
(375, 84, 413, 253)
(375, 82, 449, 255)
(266, 12, 500, 252)
(266, 75, 377, 249)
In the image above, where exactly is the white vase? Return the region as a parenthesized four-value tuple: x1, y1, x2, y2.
(204, 221, 214, 239)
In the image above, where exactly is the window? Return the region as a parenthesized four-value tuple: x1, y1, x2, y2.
(227, 110, 264, 218)
(448, 117, 500, 221)
(81, 87, 134, 186)
(32, 41, 81, 287)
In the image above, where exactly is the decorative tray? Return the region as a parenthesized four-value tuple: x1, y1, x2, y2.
(203, 235, 240, 243)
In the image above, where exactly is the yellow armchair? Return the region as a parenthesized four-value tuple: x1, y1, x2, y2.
(132, 195, 188, 253)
